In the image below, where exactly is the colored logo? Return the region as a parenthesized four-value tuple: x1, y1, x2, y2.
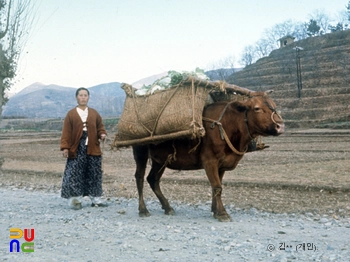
(9, 228, 35, 253)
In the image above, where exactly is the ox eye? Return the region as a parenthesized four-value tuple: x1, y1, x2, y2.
(254, 107, 261, 112)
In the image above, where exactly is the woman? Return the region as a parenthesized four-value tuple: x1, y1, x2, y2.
(60, 87, 108, 209)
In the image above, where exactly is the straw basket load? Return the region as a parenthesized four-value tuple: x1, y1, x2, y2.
(112, 75, 253, 148)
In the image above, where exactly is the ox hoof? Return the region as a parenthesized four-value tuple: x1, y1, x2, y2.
(139, 210, 151, 217)
(214, 213, 232, 222)
(165, 208, 175, 215)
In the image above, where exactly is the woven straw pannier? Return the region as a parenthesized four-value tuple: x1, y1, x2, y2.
(112, 76, 253, 148)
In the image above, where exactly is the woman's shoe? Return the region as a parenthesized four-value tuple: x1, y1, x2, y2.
(90, 196, 108, 207)
(68, 197, 82, 210)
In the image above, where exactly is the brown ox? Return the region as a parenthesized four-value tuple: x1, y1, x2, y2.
(132, 91, 284, 222)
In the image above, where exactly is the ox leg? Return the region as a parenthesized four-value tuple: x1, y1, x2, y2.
(147, 161, 175, 215)
(211, 170, 226, 214)
(133, 145, 150, 217)
(204, 166, 231, 222)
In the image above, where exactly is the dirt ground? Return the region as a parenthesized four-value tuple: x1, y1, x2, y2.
(1, 129, 349, 218)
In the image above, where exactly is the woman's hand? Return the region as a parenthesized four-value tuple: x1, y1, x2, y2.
(100, 134, 107, 141)
(62, 149, 69, 158)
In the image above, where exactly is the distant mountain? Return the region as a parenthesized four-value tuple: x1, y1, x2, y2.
(2, 82, 125, 118)
(2, 68, 236, 119)
(131, 72, 168, 89)
(88, 82, 125, 117)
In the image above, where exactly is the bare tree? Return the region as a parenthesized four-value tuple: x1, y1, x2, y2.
(292, 21, 309, 40)
(308, 9, 331, 34)
(255, 38, 272, 57)
(222, 55, 236, 69)
(253, 20, 309, 62)
(332, 2, 350, 30)
(262, 20, 300, 50)
(0, 0, 35, 118)
(335, 10, 349, 30)
(206, 55, 237, 81)
(239, 45, 256, 67)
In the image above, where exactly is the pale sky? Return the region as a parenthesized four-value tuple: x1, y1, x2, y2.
(10, 0, 348, 93)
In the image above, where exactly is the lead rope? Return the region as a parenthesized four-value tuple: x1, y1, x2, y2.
(202, 102, 247, 156)
(202, 117, 246, 156)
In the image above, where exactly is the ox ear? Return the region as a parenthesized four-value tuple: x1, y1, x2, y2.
(230, 101, 248, 112)
(236, 104, 247, 112)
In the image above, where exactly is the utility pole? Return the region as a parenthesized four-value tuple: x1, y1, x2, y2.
(293, 46, 303, 98)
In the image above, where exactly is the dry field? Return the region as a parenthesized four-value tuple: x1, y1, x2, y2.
(1, 129, 349, 218)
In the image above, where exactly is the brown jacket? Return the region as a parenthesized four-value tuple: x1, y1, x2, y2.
(60, 107, 107, 158)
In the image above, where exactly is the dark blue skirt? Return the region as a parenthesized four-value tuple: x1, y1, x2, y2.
(61, 132, 103, 198)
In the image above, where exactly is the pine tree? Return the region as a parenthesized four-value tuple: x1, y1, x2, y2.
(306, 19, 321, 37)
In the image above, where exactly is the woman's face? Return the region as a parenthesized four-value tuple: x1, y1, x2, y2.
(76, 90, 89, 107)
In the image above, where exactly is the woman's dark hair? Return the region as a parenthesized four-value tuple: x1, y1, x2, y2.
(75, 87, 90, 97)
